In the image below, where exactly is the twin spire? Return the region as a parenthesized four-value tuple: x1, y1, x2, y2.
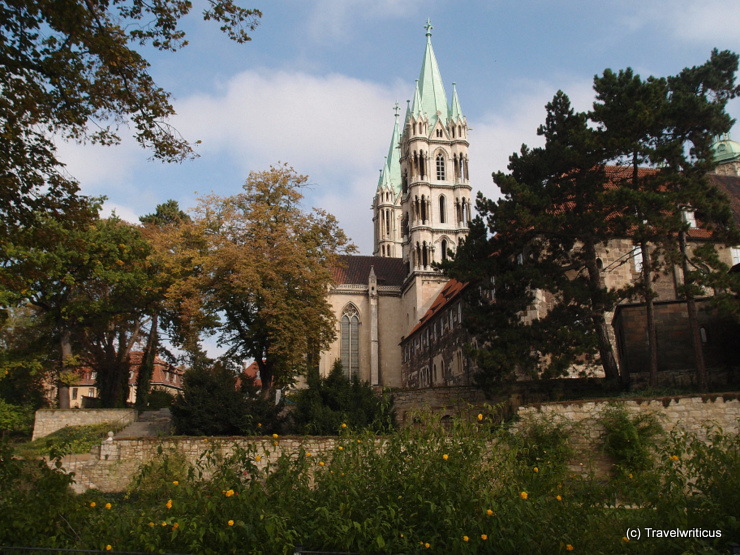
(377, 20, 466, 194)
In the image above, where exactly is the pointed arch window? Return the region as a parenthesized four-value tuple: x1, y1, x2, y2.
(436, 154, 446, 181)
(340, 304, 360, 380)
(441, 238, 448, 263)
(439, 195, 447, 224)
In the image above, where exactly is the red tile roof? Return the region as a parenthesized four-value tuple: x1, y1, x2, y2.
(404, 278, 468, 341)
(74, 352, 183, 387)
(332, 255, 406, 286)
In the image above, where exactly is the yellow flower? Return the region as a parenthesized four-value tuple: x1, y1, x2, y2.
(273, 441, 278, 447)
(622, 537, 630, 543)
(106, 545, 112, 551)
(224, 489, 235, 497)
(166, 499, 173, 509)
(257, 423, 262, 428)
(338, 446, 343, 451)
(520, 491, 528, 500)
(89, 502, 96, 508)
(341, 423, 347, 428)
(173, 523, 179, 530)
(670, 455, 679, 461)
(477, 413, 483, 421)
(148, 522, 154, 527)
(228, 520, 234, 527)
(463, 535, 469, 542)
(306, 452, 312, 457)
(161, 522, 167, 527)
(255, 455, 262, 462)
(628, 473, 633, 479)
(172, 480, 179, 486)
(486, 509, 494, 516)
(566, 544, 574, 551)
(104, 503, 112, 510)
(319, 461, 325, 466)
(272, 433, 279, 439)
(481, 534, 488, 541)
(556, 495, 562, 501)
(442, 454, 449, 461)
(533, 467, 539, 473)
(424, 543, 430, 549)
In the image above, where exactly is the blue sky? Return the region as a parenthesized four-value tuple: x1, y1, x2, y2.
(58, 0, 740, 255)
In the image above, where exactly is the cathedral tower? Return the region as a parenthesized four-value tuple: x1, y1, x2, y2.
(399, 21, 472, 321)
(372, 106, 404, 258)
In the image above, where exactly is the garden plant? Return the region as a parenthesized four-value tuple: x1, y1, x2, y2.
(0, 409, 737, 554)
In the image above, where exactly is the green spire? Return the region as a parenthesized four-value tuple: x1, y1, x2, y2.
(377, 104, 402, 195)
(413, 19, 449, 131)
(449, 82, 464, 121)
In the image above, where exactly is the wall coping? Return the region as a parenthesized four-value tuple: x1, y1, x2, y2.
(519, 391, 740, 411)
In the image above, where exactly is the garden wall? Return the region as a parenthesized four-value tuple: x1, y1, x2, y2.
(514, 392, 740, 474)
(32, 409, 136, 441)
(61, 436, 339, 494)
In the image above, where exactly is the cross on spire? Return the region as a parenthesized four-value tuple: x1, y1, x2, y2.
(424, 19, 433, 37)
(393, 102, 400, 119)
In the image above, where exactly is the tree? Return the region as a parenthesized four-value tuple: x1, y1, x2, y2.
(593, 50, 740, 388)
(190, 165, 355, 399)
(0, 1, 261, 240)
(448, 92, 621, 385)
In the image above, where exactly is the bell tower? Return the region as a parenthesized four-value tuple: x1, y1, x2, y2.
(398, 21, 472, 318)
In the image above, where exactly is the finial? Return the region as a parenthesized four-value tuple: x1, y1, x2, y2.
(393, 102, 400, 119)
(424, 19, 433, 37)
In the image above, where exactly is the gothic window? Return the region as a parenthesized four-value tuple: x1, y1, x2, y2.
(436, 128, 443, 138)
(422, 241, 429, 268)
(436, 154, 446, 181)
(402, 170, 408, 194)
(439, 195, 447, 224)
(632, 245, 644, 273)
(340, 304, 360, 380)
(441, 238, 448, 263)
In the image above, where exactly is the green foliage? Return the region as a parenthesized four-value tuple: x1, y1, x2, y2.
(508, 417, 573, 493)
(0, 399, 34, 438)
(171, 361, 283, 436)
(0, 414, 738, 553)
(14, 422, 126, 459)
(288, 361, 396, 435)
(599, 403, 664, 475)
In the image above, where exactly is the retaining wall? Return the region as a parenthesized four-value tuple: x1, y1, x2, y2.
(32, 409, 136, 441)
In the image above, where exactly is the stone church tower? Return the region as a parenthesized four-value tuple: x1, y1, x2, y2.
(322, 22, 473, 387)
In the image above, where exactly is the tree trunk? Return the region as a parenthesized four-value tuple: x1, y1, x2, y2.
(135, 314, 159, 409)
(584, 239, 620, 381)
(641, 241, 659, 387)
(679, 230, 708, 390)
(58, 330, 73, 409)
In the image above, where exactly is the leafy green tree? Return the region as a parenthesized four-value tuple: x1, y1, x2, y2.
(0, 0, 260, 242)
(189, 165, 355, 399)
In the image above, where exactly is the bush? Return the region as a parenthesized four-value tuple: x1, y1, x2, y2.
(171, 360, 283, 436)
(599, 402, 663, 476)
(144, 389, 175, 410)
(0, 413, 737, 553)
(288, 361, 395, 435)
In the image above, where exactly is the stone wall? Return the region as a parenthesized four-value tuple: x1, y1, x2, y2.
(515, 393, 740, 474)
(33, 409, 136, 441)
(62, 436, 339, 494)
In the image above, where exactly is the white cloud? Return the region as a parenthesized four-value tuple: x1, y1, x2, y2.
(100, 201, 141, 224)
(624, 0, 740, 47)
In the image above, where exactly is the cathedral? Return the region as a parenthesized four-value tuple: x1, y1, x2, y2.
(317, 24, 740, 392)
(318, 22, 473, 388)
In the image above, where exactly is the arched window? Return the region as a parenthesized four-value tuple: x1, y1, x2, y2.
(340, 305, 360, 380)
(436, 154, 446, 181)
(441, 239, 448, 263)
(439, 195, 447, 224)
